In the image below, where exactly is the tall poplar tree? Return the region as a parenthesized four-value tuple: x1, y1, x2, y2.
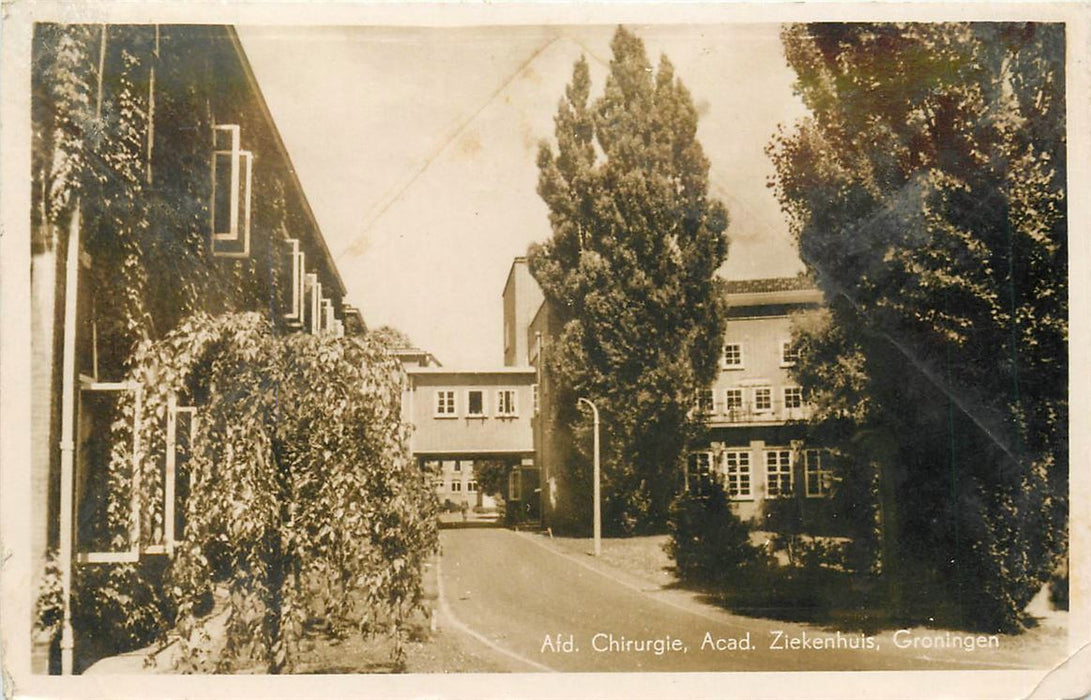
(529, 27, 729, 533)
(769, 23, 1067, 630)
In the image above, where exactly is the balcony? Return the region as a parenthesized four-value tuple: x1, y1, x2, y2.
(696, 400, 812, 426)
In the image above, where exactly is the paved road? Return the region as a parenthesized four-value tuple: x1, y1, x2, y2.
(438, 528, 1028, 673)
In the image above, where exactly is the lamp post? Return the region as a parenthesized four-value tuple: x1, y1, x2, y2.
(577, 397, 601, 557)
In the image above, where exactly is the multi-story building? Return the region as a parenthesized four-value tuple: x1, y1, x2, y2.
(690, 278, 834, 529)
(30, 24, 358, 673)
(498, 259, 835, 533)
(403, 367, 537, 515)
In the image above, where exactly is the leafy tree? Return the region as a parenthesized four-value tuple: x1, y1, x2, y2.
(369, 325, 414, 350)
(529, 26, 729, 534)
(769, 23, 1066, 631)
(472, 459, 510, 499)
(36, 313, 439, 672)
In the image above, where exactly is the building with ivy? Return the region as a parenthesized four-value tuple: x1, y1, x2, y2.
(31, 24, 361, 673)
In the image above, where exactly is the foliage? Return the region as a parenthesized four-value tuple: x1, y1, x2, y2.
(33, 550, 66, 641)
(530, 26, 730, 533)
(1048, 566, 1068, 611)
(33, 24, 304, 371)
(472, 459, 509, 499)
(31, 26, 436, 672)
(664, 479, 761, 584)
(769, 23, 1067, 631)
(68, 313, 438, 673)
(369, 325, 414, 350)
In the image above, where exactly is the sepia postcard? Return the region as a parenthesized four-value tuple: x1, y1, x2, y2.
(1, 2, 1088, 699)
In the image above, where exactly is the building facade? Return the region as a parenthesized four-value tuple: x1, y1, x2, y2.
(498, 261, 836, 534)
(692, 278, 837, 531)
(31, 24, 358, 673)
(402, 367, 537, 517)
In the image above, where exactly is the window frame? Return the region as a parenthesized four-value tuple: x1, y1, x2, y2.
(210, 124, 253, 258)
(804, 449, 834, 498)
(496, 388, 518, 417)
(721, 342, 745, 370)
(724, 387, 744, 412)
(764, 448, 794, 498)
(780, 339, 801, 367)
(75, 380, 144, 563)
(753, 386, 773, 413)
(688, 451, 713, 487)
(434, 390, 457, 418)
(723, 449, 753, 500)
(783, 385, 804, 410)
(466, 389, 487, 418)
(695, 389, 715, 414)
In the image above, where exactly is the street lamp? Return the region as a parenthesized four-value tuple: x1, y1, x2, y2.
(577, 397, 601, 557)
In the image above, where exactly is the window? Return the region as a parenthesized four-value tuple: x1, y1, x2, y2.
(689, 451, 713, 479)
(724, 388, 744, 411)
(451, 481, 462, 492)
(804, 450, 833, 498)
(210, 124, 253, 258)
(695, 389, 714, 414)
(765, 449, 794, 497)
(75, 380, 144, 563)
(722, 343, 744, 369)
(496, 389, 517, 417)
(435, 390, 456, 417)
(781, 340, 801, 366)
(451, 460, 462, 473)
(467, 480, 478, 492)
(532, 383, 539, 416)
(467, 390, 486, 417)
(283, 240, 304, 326)
(723, 450, 752, 499)
(754, 386, 772, 412)
(163, 396, 196, 554)
(784, 386, 803, 410)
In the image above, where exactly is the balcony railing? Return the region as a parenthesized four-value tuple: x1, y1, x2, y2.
(695, 400, 811, 425)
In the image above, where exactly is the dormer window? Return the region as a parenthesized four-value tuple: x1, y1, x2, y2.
(284, 239, 304, 327)
(210, 124, 252, 258)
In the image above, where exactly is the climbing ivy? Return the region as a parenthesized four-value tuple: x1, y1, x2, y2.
(31, 24, 438, 672)
(90, 312, 437, 672)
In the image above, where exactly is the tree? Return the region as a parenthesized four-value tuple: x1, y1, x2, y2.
(472, 459, 509, 500)
(529, 26, 729, 533)
(369, 325, 414, 350)
(34, 313, 438, 672)
(769, 23, 1066, 631)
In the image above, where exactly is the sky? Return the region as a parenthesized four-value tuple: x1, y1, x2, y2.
(237, 24, 809, 367)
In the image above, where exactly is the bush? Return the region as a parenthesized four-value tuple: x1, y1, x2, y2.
(665, 479, 761, 584)
(1049, 567, 1068, 611)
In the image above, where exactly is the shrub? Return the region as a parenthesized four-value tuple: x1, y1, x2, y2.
(1049, 567, 1068, 611)
(665, 478, 761, 584)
